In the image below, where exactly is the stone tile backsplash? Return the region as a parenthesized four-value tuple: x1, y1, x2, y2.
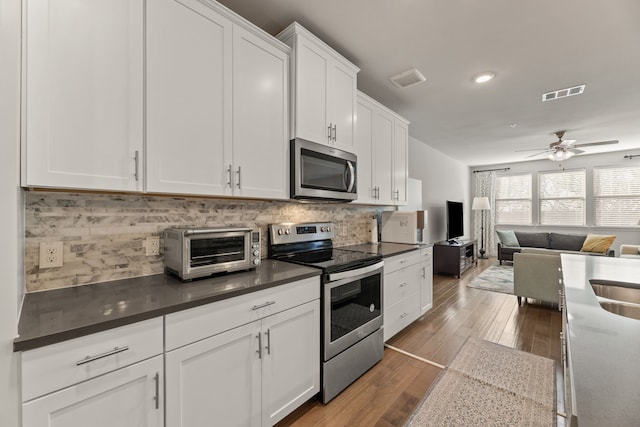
(25, 191, 387, 292)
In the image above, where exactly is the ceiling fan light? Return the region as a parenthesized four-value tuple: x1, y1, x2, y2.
(548, 150, 575, 161)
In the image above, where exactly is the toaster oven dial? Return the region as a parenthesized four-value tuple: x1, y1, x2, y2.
(253, 250, 260, 256)
(253, 259, 260, 265)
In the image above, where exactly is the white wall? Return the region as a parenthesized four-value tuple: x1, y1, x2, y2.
(408, 136, 471, 243)
(471, 149, 640, 252)
(0, 0, 22, 423)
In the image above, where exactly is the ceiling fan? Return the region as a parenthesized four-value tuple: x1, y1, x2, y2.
(517, 131, 619, 161)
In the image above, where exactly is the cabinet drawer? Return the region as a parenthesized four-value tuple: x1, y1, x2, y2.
(165, 277, 320, 351)
(383, 292, 420, 342)
(384, 251, 420, 274)
(21, 317, 163, 402)
(384, 263, 420, 307)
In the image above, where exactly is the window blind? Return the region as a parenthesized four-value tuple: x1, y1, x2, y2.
(495, 174, 532, 225)
(594, 166, 640, 226)
(539, 169, 585, 226)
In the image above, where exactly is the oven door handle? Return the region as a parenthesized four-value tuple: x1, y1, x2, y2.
(327, 261, 384, 283)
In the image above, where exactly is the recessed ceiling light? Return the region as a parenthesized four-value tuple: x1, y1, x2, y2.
(473, 72, 496, 83)
(509, 123, 518, 128)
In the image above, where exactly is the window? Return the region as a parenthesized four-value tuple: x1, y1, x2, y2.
(495, 174, 532, 225)
(594, 165, 640, 226)
(538, 169, 585, 226)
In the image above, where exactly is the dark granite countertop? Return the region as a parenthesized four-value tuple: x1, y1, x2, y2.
(15, 260, 320, 352)
(342, 242, 429, 257)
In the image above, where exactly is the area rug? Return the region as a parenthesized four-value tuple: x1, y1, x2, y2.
(405, 337, 556, 426)
(467, 264, 514, 295)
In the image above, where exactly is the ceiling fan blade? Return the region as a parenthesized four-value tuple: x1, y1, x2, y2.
(568, 148, 585, 155)
(524, 150, 551, 158)
(515, 147, 550, 152)
(573, 140, 619, 148)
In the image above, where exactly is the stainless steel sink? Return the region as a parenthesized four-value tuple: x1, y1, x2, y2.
(590, 280, 640, 321)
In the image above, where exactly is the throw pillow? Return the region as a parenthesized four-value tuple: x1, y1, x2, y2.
(580, 234, 616, 254)
(496, 230, 519, 247)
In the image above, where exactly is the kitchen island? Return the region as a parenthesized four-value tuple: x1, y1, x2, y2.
(560, 254, 640, 427)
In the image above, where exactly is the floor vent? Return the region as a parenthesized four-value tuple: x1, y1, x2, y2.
(390, 68, 427, 89)
(542, 84, 585, 102)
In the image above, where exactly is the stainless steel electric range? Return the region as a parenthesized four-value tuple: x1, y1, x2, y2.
(268, 222, 384, 403)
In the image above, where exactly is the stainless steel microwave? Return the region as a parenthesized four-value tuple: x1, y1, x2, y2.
(290, 138, 357, 202)
(164, 227, 261, 280)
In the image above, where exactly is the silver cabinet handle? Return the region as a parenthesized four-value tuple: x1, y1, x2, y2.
(328, 123, 333, 141)
(400, 282, 407, 287)
(332, 124, 337, 141)
(421, 267, 426, 279)
(376, 187, 380, 199)
(236, 166, 241, 189)
(76, 346, 129, 366)
(134, 151, 140, 181)
(400, 312, 408, 319)
(252, 301, 276, 310)
(227, 164, 233, 188)
(153, 372, 160, 410)
(256, 333, 262, 359)
(265, 329, 271, 355)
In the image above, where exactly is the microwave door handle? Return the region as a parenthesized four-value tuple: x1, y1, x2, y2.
(345, 161, 355, 192)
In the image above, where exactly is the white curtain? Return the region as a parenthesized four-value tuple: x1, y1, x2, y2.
(473, 171, 497, 257)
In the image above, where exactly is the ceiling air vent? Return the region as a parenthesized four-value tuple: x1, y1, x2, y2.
(542, 84, 586, 102)
(390, 68, 427, 89)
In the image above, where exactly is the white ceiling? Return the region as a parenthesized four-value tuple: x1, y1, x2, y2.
(218, 0, 640, 167)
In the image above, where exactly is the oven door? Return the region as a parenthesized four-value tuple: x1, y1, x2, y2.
(291, 138, 357, 201)
(323, 261, 384, 361)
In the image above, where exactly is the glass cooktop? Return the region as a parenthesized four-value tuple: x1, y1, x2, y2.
(273, 248, 382, 274)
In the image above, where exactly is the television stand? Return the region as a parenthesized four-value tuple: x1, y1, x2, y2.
(434, 240, 477, 278)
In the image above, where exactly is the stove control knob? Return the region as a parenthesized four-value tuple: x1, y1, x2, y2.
(285, 229, 291, 235)
(320, 227, 326, 232)
(253, 250, 260, 256)
(277, 229, 283, 235)
(327, 227, 331, 232)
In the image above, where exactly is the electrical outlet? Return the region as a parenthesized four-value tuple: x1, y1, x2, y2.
(39, 241, 64, 269)
(146, 236, 160, 256)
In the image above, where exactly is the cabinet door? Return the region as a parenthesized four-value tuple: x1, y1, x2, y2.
(146, 0, 233, 196)
(373, 110, 395, 205)
(420, 248, 433, 314)
(261, 300, 320, 426)
(355, 99, 376, 203)
(393, 120, 409, 205)
(23, 0, 143, 191)
(330, 61, 357, 152)
(22, 355, 163, 427)
(233, 26, 289, 199)
(165, 321, 261, 427)
(294, 38, 331, 145)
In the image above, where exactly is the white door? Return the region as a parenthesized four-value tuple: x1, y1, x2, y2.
(23, 0, 143, 191)
(232, 26, 289, 199)
(420, 248, 434, 314)
(165, 321, 262, 427)
(355, 100, 376, 203)
(393, 121, 409, 205)
(295, 38, 330, 145)
(22, 356, 163, 427)
(146, 0, 233, 196)
(373, 110, 395, 205)
(330, 62, 357, 153)
(261, 300, 320, 426)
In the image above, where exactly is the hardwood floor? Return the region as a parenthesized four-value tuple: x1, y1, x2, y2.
(277, 257, 564, 426)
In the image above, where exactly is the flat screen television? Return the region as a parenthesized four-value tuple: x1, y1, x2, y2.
(446, 200, 464, 243)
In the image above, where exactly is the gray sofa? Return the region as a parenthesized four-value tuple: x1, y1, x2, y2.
(497, 231, 614, 264)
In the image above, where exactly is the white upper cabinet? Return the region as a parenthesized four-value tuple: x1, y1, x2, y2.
(355, 92, 409, 206)
(232, 25, 289, 199)
(278, 22, 359, 152)
(22, 0, 144, 192)
(146, 0, 233, 196)
(146, 0, 289, 199)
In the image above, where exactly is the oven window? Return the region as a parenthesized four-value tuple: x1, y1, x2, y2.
(301, 149, 350, 191)
(190, 236, 245, 267)
(330, 274, 381, 342)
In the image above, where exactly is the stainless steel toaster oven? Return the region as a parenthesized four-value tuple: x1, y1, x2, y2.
(163, 227, 261, 280)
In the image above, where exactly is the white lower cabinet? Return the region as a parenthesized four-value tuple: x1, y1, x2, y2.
(165, 277, 320, 427)
(420, 247, 434, 315)
(23, 356, 163, 427)
(383, 251, 422, 341)
(21, 318, 164, 427)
